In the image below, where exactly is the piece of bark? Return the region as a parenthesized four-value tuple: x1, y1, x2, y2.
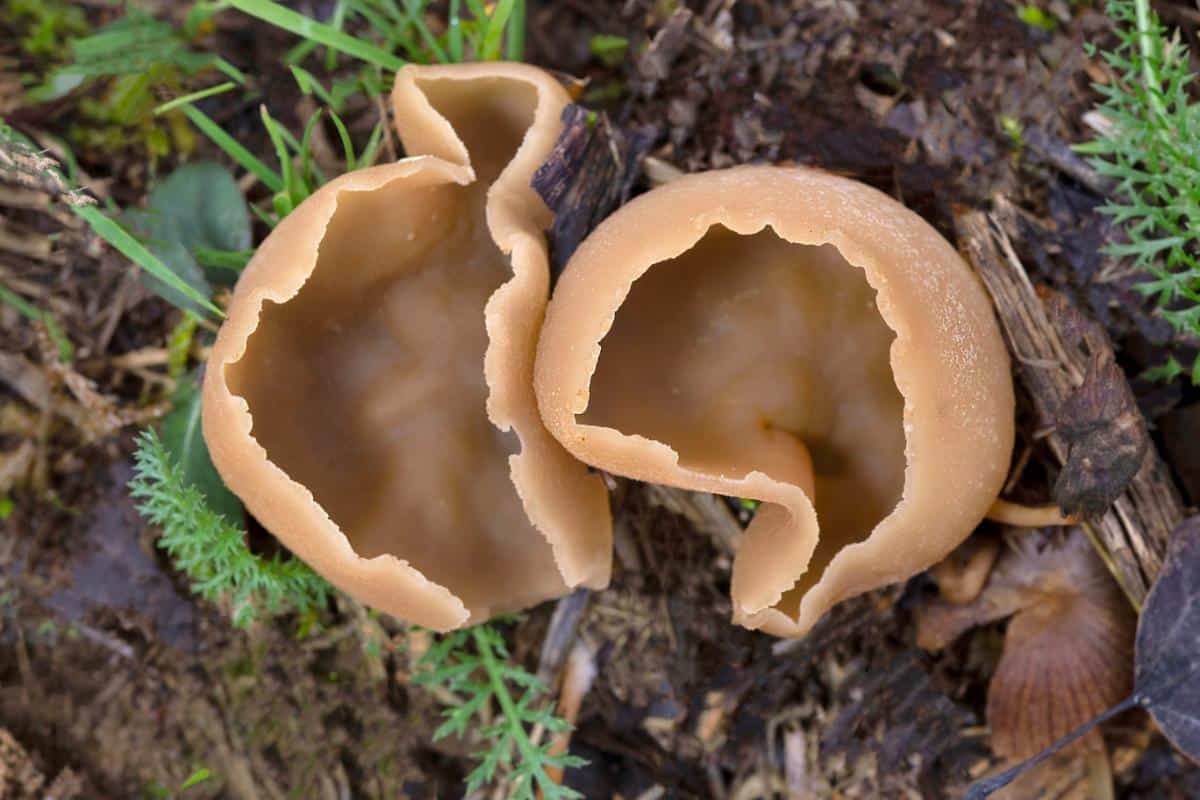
(1045, 288, 1150, 517)
(531, 104, 656, 277)
(954, 199, 1185, 605)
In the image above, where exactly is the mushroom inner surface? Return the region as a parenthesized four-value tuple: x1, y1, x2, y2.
(228, 80, 564, 610)
(582, 225, 906, 595)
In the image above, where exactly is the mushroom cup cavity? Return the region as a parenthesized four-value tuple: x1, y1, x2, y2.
(534, 166, 1015, 638)
(202, 63, 612, 631)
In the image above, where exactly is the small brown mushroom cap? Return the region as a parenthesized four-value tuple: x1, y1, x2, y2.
(203, 63, 611, 630)
(983, 531, 1134, 761)
(534, 166, 1015, 637)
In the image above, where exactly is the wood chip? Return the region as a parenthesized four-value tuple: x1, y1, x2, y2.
(531, 104, 656, 277)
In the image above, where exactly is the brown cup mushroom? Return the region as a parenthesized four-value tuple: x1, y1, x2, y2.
(534, 166, 1015, 638)
(202, 63, 611, 631)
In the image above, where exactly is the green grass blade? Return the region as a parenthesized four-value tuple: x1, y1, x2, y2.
(154, 82, 239, 115)
(0, 284, 43, 322)
(464, 0, 489, 25)
(267, 111, 304, 155)
(194, 246, 253, 271)
(403, 0, 449, 63)
(226, 0, 406, 71)
(251, 203, 278, 228)
(479, 0, 516, 60)
(358, 119, 387, 167)
(214, 57, 249, 85)
(0, 285, 74, 360)
(179, 104, 284, 193)
(284, 0, 350, 68)
(328, 109, 357, 168)
(463, 0, 490, 56)
(297, 110, 327, 190)
(180, 768, 212, 791)
(326, 0, 352, 71)
(42, 316, 74, 361)
(448, 0, 464, 62)
(373, 0, 410, 28)
(74, 206, 223, 318)
(505, 0, 526, 61)
(259, 105, 299, 203)
(290, 65, 335, 106)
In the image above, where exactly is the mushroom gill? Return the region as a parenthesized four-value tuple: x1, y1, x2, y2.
(202, 63, 611, 631)
(534, 166, 1015, 638)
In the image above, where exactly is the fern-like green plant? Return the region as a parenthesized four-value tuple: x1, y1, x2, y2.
(1077, 0, 1200, 382)
(416, 623, 584, 799)
(129, 429, 330, 627)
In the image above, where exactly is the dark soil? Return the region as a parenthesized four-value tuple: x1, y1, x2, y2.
(3, 0, 1200, 798)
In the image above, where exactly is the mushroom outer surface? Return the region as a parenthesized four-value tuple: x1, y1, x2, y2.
(534, 165, 1015, 638)
(202, 63, 612, 631)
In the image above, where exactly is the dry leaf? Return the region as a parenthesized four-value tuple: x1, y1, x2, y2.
(988, 586, 1132, 759)
(966, 515, 1200, 797)
(1135, 514, 1200, 762)
(917, 529, 1134, 760)
(991, 735, 1111, 800)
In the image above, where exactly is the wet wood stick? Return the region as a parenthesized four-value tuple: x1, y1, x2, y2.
(531, 104, 655, 279)
(955, 199, 1184, 606)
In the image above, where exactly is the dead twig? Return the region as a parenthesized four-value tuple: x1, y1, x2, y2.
(536, 588, 591, 689)
(955, 200, 1184, 607)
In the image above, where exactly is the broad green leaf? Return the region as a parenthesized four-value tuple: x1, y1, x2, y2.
(146, 161, 253, 268)
(121, 208, 213, 315)
(160, 376, 242, 524)
(194, 246, 252, 272)
(75, 205, 222, 317)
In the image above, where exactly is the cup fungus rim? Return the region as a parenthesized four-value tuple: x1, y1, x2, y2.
(203, 62, 590, 630)
(535, 165, 1014, 637)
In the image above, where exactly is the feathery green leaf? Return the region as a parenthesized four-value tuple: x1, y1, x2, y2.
(417, 623, 584, 798)
(1082, 0, 1200, 381)
(129, 429, 330, 628)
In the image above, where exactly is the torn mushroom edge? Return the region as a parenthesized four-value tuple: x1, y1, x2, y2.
(535, 165, 1015, 638)
(395, 63, 612, 598)
(203, 63, 608, 632)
